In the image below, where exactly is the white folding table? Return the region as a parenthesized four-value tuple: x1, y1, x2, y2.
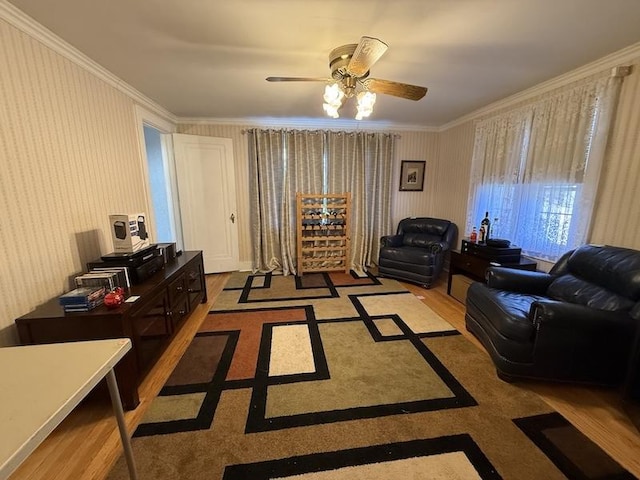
(0, 338, 138, 479)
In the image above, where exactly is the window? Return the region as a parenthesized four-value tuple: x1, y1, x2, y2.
(471, 183, 580, 261)
(467, 71, 624, 262)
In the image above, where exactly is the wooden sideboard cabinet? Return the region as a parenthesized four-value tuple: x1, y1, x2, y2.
(447, 250, 537, 298)
(15, 251, 207, 410)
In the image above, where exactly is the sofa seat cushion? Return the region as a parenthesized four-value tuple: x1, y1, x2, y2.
(379, 245, 437, 266)
(547, 273, 636, 312)
(468, 283, 546, 342)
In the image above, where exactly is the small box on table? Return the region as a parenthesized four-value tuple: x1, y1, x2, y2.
(109, 213, 150, 253)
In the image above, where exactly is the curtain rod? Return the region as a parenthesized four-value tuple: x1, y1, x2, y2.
(241, 128, 400, 138)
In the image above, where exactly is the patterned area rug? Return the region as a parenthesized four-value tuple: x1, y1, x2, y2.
(108, 272, 633, 480)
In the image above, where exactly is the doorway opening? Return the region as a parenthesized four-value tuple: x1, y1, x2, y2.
(143, 125, 174, 243)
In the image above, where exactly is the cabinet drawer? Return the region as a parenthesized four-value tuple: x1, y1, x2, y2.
(168, 274, 187, 306)
(452, 253, 488, 279)
(171, 295, 191, 329)
(185, 265, 205, 308)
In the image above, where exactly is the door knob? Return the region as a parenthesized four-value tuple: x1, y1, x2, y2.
(230, 213, 235, 223)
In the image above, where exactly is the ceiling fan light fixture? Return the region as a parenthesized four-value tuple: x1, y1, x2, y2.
(323, 83, 344, 118)
(355, 91, 376, 120)
(323, 83, 344, 105)
(323, 102, 340, 118)
(268, 36, 427, 121)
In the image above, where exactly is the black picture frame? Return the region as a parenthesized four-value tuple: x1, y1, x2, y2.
(399, 160, 425, 191)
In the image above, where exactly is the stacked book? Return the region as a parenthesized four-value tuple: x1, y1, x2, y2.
(59, 286, 107, 312)
(75, 267, 130, 290)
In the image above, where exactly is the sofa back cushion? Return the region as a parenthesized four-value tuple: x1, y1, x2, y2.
(397, 218, 451, 248)
(547, 244, 640, 311)
(547, 274, 636, 312)
(568, 245, 640, 300)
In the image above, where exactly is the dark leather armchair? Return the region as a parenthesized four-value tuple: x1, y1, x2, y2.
(465, 244, 640, 386)
(378, 217, 457, 288)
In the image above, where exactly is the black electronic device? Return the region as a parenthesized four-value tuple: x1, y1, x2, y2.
(154, 243, 177, 263)
(88, 255, 164, 285)
(486, 238, 511, 248)
(101, 244, 159, 267)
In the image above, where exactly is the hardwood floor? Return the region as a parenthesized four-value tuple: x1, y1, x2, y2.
(9, 273, 640, 479)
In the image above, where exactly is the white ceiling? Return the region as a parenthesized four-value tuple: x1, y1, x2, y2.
(8, 0, 640, 128)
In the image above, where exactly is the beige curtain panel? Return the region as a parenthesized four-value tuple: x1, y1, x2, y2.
(248, 129, 395, 274)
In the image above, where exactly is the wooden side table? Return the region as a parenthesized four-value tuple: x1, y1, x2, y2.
(447, 250, 537, 295)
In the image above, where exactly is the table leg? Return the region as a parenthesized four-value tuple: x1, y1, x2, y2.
(106, 369, 139, 480)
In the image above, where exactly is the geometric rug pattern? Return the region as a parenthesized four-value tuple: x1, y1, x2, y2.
(108, 271, 633, 480)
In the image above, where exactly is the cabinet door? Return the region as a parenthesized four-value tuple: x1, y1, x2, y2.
(131, 290, 172, 373)
(185, 259, 205, 308)
(168, 273, 189, 329)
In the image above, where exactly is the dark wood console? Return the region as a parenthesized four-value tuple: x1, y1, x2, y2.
(15, 251, 207, 410)
(447, 250, 537, 295)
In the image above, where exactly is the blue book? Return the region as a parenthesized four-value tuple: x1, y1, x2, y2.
(59, 286, 106, 306)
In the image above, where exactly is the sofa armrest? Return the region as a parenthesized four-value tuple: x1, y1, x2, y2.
(485, 267, 554, 295)
(531, 299, 634, 332)
(426, 240, 449, 254)
(529, 299, 635, 383)
(380, 234, 403, 248)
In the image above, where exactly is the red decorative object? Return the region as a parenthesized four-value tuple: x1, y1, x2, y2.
(104, 287, 125, 308)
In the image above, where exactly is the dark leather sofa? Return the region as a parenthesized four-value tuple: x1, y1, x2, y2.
(465, 244, 640, 386)
(378, 217, 457, 288)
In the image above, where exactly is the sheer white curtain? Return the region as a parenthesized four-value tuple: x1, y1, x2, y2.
(467, 70, 625, 261)
(249, 129, 394, 274)
(326, 132, 395, 273)
(466, 106, 533, 241)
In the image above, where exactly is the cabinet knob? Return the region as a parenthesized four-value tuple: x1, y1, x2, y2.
(166, 311, 173, 317)
(176, 286, 184, 292)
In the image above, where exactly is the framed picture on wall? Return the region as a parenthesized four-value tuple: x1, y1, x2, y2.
(399, 160, 425, 191)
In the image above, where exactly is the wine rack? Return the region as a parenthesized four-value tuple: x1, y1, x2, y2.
(296, 193, 351, 275)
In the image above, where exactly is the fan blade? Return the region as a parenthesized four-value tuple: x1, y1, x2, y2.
(266, 76, 330, 82)
(346, 36, 388, 77)
(362, 78, 428, 101)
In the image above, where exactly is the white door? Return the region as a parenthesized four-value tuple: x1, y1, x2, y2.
(173, 134, 239, 273)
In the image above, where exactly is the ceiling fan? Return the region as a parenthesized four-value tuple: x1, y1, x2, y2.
(266, 36, 428, 118)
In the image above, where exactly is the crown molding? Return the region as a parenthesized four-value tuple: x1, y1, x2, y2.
(439, 41, 640, 132)
(0, 0, 177, 125)
(176, 116, 438, 133)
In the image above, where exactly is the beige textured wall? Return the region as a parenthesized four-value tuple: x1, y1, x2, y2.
(590, 56, 640, 248)
(0, 20, 148, 345)
(390, 131, 440, 228)
(431, 122, 476, 248)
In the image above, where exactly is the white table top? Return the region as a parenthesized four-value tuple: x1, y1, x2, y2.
(0, 338, 132, 478)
